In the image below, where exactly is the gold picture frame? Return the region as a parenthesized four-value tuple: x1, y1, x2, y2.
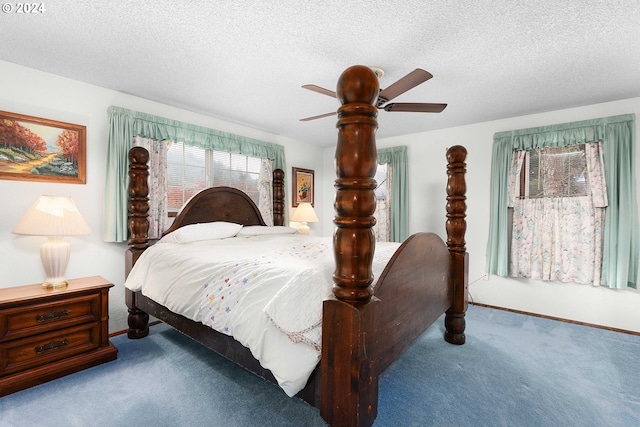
(0, 110, 86, 184)
(292, 167, 314, 207)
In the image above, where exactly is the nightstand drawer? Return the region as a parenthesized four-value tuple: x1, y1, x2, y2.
(0, 322, 100, 376)
(0, 293, 101, 342)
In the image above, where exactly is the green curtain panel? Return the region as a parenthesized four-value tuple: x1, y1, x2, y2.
(103, 106, 286, 242)
(486, 113, 638, 288)
(378, 146, 409, 242)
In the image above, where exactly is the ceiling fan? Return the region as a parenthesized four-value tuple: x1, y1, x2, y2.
(300, 67, 447, 121)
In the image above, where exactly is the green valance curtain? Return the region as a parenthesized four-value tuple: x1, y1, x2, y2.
(103, 106, 286, 242)
(378, 146, 409, 242)
(486, 113, 638, 288)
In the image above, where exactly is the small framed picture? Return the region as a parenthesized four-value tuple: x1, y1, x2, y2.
(0, 110, 87, 184)
(292, 167, 314, 207)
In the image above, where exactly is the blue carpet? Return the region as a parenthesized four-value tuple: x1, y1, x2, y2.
(1, 305, 639, 426)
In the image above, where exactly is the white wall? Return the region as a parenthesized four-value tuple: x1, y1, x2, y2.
(0, 60, 325, 333)
(322, 97, 640, 333)
(3, 57, 637, 335)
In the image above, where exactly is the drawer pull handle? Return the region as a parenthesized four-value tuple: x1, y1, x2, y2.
(35, 339, 69, 354)
(35, 309, 70, 323)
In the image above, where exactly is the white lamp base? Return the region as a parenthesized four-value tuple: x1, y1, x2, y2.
(40, 237, 70, 288)
(297, 222, 310, 235)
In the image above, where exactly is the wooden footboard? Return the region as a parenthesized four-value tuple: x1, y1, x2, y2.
(373, 145, 468, 374)
(373, 232, 452, 372)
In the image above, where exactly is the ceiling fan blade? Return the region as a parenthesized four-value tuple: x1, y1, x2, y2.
(378, 69, 433, 102)
(302, 84, 337, 98)
(299, 111, 337, 121)
(383, 103, 447, 113)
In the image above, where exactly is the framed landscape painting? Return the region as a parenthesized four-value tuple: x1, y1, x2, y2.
(0, 110, 86, 184)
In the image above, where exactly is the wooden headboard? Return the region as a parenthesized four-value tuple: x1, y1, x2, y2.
(163, 187, 267, 235)
(125, 147, 285, 273)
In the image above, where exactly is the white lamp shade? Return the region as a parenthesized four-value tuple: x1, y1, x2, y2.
(12, 195, 91, 236)
(291, 202, 319, 223)
(291, 202, 319, 235)
(12, 195, 91, 288)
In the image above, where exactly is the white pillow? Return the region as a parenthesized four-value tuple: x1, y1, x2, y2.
(236, 226, 298, 236)
(159, 222, 243, 243)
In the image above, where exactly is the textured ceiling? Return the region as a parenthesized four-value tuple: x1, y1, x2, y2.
(1, 1, 640, 146)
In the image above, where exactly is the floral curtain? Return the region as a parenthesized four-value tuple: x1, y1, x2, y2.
(258, 158, 274, 226)
(510, 197, 603, 285)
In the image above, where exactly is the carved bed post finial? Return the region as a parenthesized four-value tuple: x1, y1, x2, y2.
(332, 65, 380, 302)
(444, 145, 468, 345)
(127, 146, 150, 250)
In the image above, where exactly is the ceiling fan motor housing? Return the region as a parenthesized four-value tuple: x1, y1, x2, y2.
(369, 66, 385, 79)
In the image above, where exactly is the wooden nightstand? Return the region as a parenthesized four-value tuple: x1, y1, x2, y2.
(0, 276, 118, 396)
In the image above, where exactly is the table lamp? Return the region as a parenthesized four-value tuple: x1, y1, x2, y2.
(291, 202, 319, 235)
(12, 195, 91, 288)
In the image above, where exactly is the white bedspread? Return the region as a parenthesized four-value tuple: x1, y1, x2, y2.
(125, 233, 400, 396)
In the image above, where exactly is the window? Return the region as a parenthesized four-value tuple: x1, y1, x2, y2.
(167, 142, 262, 212)
(521, 145, 589, 199)
(508, 142, 607, 285)
(486, 115, 638, 289)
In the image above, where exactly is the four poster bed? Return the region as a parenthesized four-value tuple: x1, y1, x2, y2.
(124, 65, 468, 427)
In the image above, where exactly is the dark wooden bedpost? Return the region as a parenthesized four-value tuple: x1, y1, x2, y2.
(332, 65, 379, 302)
(127, 147, 150, 252)
(126, 146, 151, 339)
(273, 168, 285, 226)
(444, 145, 468, 345)
(321, 65, 380, 427)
